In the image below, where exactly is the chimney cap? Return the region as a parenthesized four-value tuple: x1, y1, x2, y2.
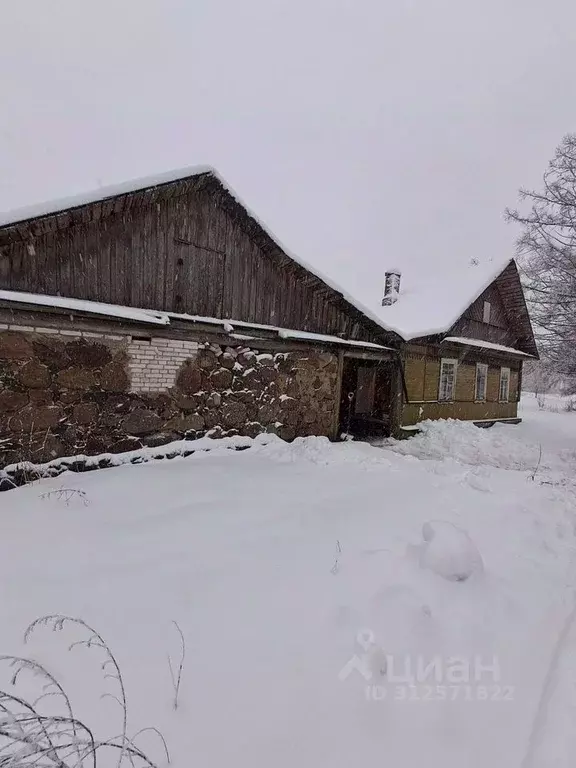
(382, 270, 402, 306)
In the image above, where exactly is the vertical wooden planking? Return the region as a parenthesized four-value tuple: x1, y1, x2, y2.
(147, 205, 159, 308)
(56, 232, 68, 298)
(119, 213, 130, 306)
(129, 209, 142, 307)
(0, 247, 10, 289)
(0, 182, 394, 346)
(171, 203, 184, 314)
(99, 219, 111, 303)
(162, 199, 175, 311)
(140, 208, 152, 308)
(195, 195, 211, 315)
(152, 202, 165, 310)
(122, 214, 132, 305)
(183, 196, 197, 313)
(186, 194, 203, 314)
(69, 227, 82, 298)
(108, 219, 120, 304)
(208, 200, 227, 318)
(85, 219, 100, 301)
(285, 272, 295, 327)
(231, 223, 244, 319)
(221, 206, 234, 318)
(248, 242, 259, 321)
(83, 222, 94, 300)
(41, 232, 59, 296)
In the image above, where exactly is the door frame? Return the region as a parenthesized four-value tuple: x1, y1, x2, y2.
(336, 351, 399, 439)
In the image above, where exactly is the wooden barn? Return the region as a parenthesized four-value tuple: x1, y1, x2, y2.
(0, 167, 537, 467)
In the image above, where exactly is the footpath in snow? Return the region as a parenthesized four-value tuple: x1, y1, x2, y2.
(0, 394, 575, 767)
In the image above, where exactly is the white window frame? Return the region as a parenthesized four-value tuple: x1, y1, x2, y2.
(475, 363, 488, 402)
(483, 301, 491, 324)
(439, 358, 458, 402)
(499, 367, 510, 402)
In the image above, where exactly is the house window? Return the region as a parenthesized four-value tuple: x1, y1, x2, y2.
(499, 367, 510, 402)
(475, 363, 488, 401)
(483, 301, 491, 324)
(439, 359, 458, 401)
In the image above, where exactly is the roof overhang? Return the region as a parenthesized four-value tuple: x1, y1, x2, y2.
(441, 336, 535, 359)
(0, 289, 395, 354)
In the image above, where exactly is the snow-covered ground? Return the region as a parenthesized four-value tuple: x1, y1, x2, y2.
(1, 393, 576, 767)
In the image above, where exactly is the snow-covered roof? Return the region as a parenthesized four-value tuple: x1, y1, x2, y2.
(0, 166, 215, 228)
(0, 166, 400, 341)
(0, 290, 169, 326)
(0, 168, 529, 351)
(276, 329, 390, 350)
(441, 336, 535, 358)
(375, 258, 513, 340)
(0, 289, 392, 353)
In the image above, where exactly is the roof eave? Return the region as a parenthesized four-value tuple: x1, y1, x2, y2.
(0, 169, 402, 345)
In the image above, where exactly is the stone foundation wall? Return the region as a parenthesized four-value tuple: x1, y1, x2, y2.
(0, 325, 340, 467)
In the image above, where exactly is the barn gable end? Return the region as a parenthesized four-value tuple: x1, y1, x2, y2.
(448, 261, 537, 357)
(0, 173, 398, 347)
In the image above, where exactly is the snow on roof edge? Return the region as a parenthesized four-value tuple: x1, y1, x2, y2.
(0, 165, 216, 229)
(390, 259, 515, 341)
(0, 290, 169, 325)
(0, 289, 391, 350)
(277, 328, 392, 350)
(204, 173, 404, 339)
(442, 336, 534, 357)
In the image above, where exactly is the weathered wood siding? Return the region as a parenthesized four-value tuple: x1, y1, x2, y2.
(402, 400, 518, 425)
(446, 262, 537, 358)
(0, 184, 387, 344)
(402, 342, 521, 425)
(451, 283, 517, 346)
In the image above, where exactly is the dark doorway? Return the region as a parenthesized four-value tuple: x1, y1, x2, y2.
(338, 358, 393, 438)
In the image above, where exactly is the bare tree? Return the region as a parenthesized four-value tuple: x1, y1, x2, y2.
(507, 134, 576, 373)
(522, 360, 561, 398)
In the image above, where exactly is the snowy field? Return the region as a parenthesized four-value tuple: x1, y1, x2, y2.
(1, 394, 576, 767)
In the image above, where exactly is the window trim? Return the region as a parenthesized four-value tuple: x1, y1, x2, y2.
(475, 362, 488, 402)
(438, 358, 458, 402)
(499, 366, 510, 403)
(483, 300, 491, 324)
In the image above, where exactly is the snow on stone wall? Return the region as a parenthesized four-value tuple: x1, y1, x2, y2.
(0, 321, 339, 467)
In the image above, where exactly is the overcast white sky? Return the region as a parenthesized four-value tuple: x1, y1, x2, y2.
(1, 0, 574, 311)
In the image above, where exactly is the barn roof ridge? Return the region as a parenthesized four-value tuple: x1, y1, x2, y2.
(0, 167, 536, 354)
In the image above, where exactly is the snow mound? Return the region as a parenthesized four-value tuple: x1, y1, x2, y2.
(418, 521, 484, 582)
(386, 419, 542, 472)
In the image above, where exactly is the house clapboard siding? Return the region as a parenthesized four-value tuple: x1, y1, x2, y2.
(402, 341, 521, 425)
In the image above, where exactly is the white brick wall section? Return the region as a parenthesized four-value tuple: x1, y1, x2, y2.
(0, 325, 198, 394)
(128, 337, 200, 393)
(3, 323, 130, 339)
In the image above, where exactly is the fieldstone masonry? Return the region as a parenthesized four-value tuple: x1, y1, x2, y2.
(0, 323, 339, 467)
